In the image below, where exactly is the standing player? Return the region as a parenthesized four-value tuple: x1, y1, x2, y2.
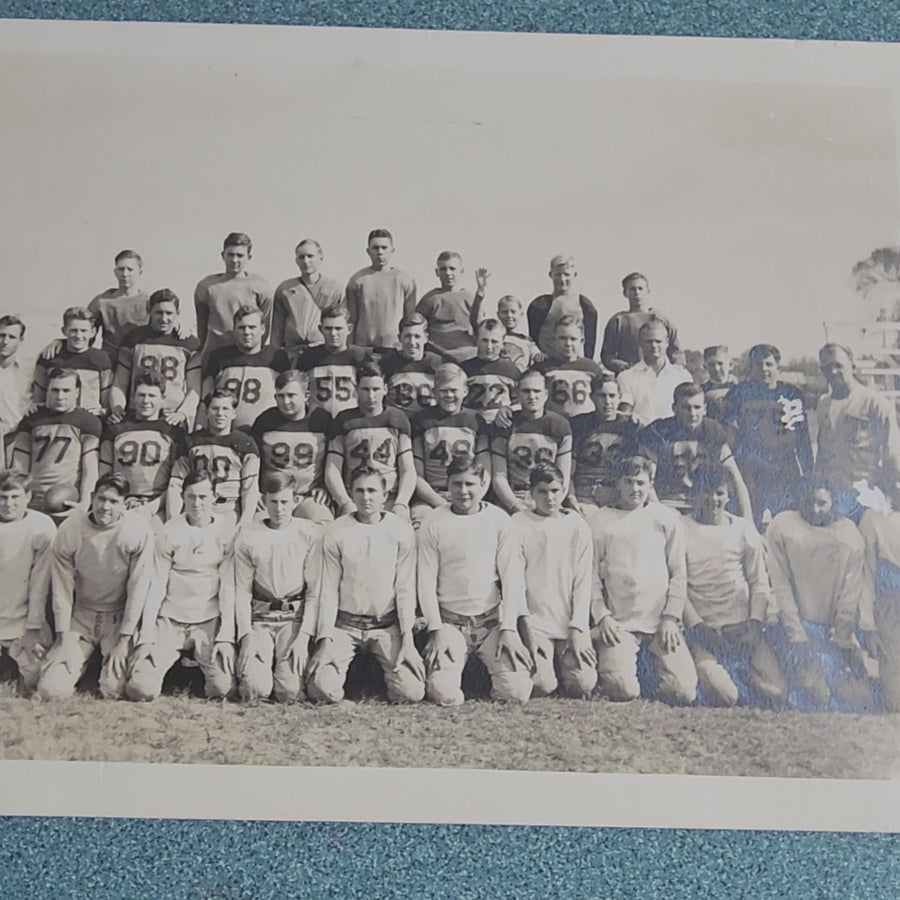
(295, 305, 371, 421)
(202, 306, 291, 430)
(0, 471, 56, 693)
(617, 320, 693, 427)
(379, 313, 443, 416)
(682, 465, 787, 708)
(169, 389, 260, 527)
(637, 382, 753, 519)
(87, 249, 151, 355)
(194, 232, 273, 361)
(0, 316, 32, 457)
(766, 476, 874, 711)
(251, 371, 333, 523)
(33, 307, 114, 416)
(126, 471, 237, 702)
(588, 455, 697, 704)
(461, 319, 521, 424)
(345, 228, 417, 353)
(37, 473, 155, 701)
(234, 472, 322, 704)
(569, 373, 639, 510)
(324, 362, 416, 518)
(700, 345, 737, 426)
(271, 239, 345, 357)
(491, 369, 571, 513)
(513, 464, 596, 699)
(526, 254, 599, 360)
(100, 373, 189, 521)
(417, 454, 532, 706)
(816, 342, 900, 520)
(11, 368, 101, 513)
(410, 363, 489, 526)
(416, 251, 485, 362)
(600, 272, 680, 374)
(536, 316, 604, 419)
(723, 344, 814, 530)
(110, 289, 202, 429)
(307, 466, 425, 704)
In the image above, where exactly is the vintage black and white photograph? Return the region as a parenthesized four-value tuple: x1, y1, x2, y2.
(1, 20, 900, 807)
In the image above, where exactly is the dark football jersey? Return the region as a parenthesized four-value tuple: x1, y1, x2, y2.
(100, 417, 189, 498)
(205, 345, 291, 429)
(251, 406, 332, 495)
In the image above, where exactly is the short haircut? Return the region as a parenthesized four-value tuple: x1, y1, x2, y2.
(621, 272, 648, 289)
(133, 372, 165, 395)
(673, 382, 705, 403)
(819, 342, 854, 365)
(349, 464, 387, 489)
(447, 452, 486, 481)
(356, 360, 384, 382)
(690, 464, 730, 497)
(399, 313, 429, 333)
(749, 344, 781, 364)
(529, 462, 564, 489)
(518, 368, 547, 389)
(275, 369, 309, 391)
(550, 254, 575, 269)
(94, 472, 130, 498)
(208, 387, 239, 408)
(798, 472, 835, 500)
(477, 317, 505, 335)
(183, 469, 214, 492)
(436, 250, 462, 264)
(0, 315, 26, 338)
(223, 232, 252, 252)
(114, 249, 143, 268)
(591, 372, 619, 393)
(637, 318, 667, 340)
(554, 314, 583, 333)
(261, 470, 297, 495)
(497, 294, 522, 309)
(434, 362, 467, 388)
(48, 366, 80, 389)
(148, 288, 181, 312)
(62, 306, 95, 328)
(616, 454, 653, 480)
(703, 345, 730, 360)
(320, 304, 350, 324)
(0, 469, 32, 493)
(295, 239, 323, 255)
(367, 228, 394, 245)
(233, 304, 263, 326)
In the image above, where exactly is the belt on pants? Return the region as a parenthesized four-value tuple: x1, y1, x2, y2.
(335, 609, 398, 631)
(440, 606, 500, 630)
(252, 592, 305, 613)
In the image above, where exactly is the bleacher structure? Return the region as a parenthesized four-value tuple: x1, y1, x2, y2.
(824, 318, 900, 413)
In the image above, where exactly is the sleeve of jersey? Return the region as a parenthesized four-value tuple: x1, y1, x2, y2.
(857, 513, 879, 635)
(662, 512, 687, 622)
(49, 521, 79, 633)
(741, 524, 772, 623)
(569, 520, 593, 632)
(316, 530, 342, 641)
(140, 529, 174, 639)
(120, 518, 158, 638)
(496, 515, 526, 630)
(392, 521, 417, 635)
(300, 529, 324, 638)
(216, 541, 237, 644)
(766, 522, 807, 643)
(832, 531, 866, 644)
(25, 519, 56, 630)
(416, 516, 442, 632)
(590, 527, 612, 625)
(181, 350, 203, 420)
(233, 534, 255, 641)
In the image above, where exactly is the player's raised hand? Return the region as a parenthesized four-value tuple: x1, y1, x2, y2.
(595, 615, 622, 647)
(286, 633, 311, 677)
(424, 627, 456, 670)
(496, 628, 533, 673)
(108, 635, 131, 683)
(475, 267, 491, 292)
(658, 616, 682, 653)
(394, 633, 425, 681)
(213, 641, 235, 677)
(567, 628, 597, 668)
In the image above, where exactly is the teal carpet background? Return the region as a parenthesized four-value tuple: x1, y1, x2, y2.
(2, 2, 900, 896)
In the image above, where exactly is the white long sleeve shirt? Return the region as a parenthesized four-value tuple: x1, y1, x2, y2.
(0, 511, 56, 639)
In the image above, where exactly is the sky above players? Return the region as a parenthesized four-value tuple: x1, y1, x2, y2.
(1, 25, 898, 362)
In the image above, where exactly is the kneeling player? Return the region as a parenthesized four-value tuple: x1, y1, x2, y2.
(683, 465, 787, 707)
(235, 472, 321, 703)
(307, 466, 424, 703)
(588, 455, 697, 704)
(514, 464, 596, 698)
(126, 471, 236, 701)
(0, 471, 56, 693)
(417, 454, 533, 706)
(767, 476, 874, 711)
(37, 473, 155, 700)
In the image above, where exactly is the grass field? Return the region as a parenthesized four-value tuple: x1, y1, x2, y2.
(2, 663, 898, 779)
